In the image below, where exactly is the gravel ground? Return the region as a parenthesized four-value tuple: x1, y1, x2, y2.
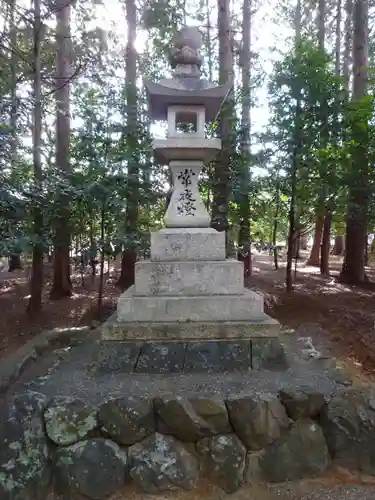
(104, 483, 375, 500)
(47, 483, 375, 500)
(300, 486, 375, 499)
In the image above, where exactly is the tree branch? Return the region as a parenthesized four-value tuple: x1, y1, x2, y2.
(41, 62, 82, 99)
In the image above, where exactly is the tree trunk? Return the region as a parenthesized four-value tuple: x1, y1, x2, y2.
(371, 236, 375, 256)
(317, 0, 325, 50)
(8, 255, 22, 272)
(328, 0, 343, 262)
(211, 0, 234, 243)
(307, 0, 326, 270)
(335, 0, 342, 79)
(343, 0, 353, 96)
(364, 233, 369, 266)
(205, 0, 214, 82)
(272, 181, 280, 270)
(286, 0, 301, 292)
(10, 0, 17, 170)
(340, 0, 369, 284)
(294, 233, 300, 278)
(320, 210, 332, 276)
(320, 211, 332, 275)
(237, 0, 252, 278)
(28, 0, 44, 316)
(97, 205, 105, 317)
(50, 0, 72, 299)
(332, 235, 345, 255)
(306, 214, 324, 266)
(299, 232, 308, 250)
(291, 229, 300, 259)
(7, 0, 23, 271)
(316, 0, 333, 276)
(118, 0, 139, 289)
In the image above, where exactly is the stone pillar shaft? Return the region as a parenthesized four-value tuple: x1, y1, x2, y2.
(164, 160, 210, 228)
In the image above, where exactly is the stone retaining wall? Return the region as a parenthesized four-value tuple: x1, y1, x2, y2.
(2, 386, 375, 499)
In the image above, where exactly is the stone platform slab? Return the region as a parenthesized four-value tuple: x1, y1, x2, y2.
(150, 227, 225, 261)
(101, 315, 280, 341)
(87, 338, 286, 374)
(134, 259, 243, 296)
(117, 286, 264, 322)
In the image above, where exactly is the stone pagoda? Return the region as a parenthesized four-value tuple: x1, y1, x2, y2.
(102, 26, 278, 341)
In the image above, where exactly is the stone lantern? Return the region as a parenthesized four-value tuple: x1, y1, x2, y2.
(102, 26, 278, 342)
(144, 26, 230, 228)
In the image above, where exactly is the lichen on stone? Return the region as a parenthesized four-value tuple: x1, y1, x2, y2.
(44, 396, 97, 446)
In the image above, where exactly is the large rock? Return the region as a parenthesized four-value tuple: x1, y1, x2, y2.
(155, 396, 231, 441)
(98, 396, 155, 445)
(128, 432, 199, 492)
(226, 393, 290, 450)
(320, 388, 375, 474)
(0, 391, 50, 500)
(244, 450, 264, 482)
(197, 434, 246, 493)
(44, 396, 97, 446)
(260, 419, 330, 482)
(279, 386, 328, 420)
(55, 438, 127, 499)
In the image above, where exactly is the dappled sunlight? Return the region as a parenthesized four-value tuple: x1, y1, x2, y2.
(0, 277, 30, 296)
(0, 264, 122, 359)
(249, 252, 375, 373)
(71, 292, 91, 300)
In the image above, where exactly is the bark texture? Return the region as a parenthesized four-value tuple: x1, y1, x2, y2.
(211, 0, 234, 244)
(237, 0, 252, 278)
(28, 0, 44, 316)
(118, 0, 139, 289)
(50, 0, 72, 299)
(340, 0, 369, 284)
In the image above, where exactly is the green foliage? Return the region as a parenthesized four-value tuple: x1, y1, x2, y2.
(2, 0, 375, 274)
(265, 38, 345, 231)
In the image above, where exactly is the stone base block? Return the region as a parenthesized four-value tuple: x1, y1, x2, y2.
(134, 259, 244, 296)
(117, 286, 264, 323)
(101, 316, 280, 341)
(150, 228, 225, 262)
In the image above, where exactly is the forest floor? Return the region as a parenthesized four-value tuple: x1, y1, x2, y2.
(1, 251, 375, 376)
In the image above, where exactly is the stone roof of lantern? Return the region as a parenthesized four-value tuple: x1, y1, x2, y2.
(144, 76, 232, 122)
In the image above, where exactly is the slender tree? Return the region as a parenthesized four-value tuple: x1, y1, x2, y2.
(306, 0, 326, 268)
(211, 0, 235, 252)
(286, 0, 302, 291)
(50, 0, 73, 299)
(8, 0, 22, 272)
(319, 0, 333, 277)
(340, 0, 370, 284)
(343, 0, 353, 96)
(237, 0, 252, 277)
(331, 0, 345, 257)
(28, 0, 44, 316)
(118, 0, 139, 288)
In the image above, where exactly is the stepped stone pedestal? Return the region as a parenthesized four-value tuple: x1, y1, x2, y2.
(102, 228, 279, 341)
